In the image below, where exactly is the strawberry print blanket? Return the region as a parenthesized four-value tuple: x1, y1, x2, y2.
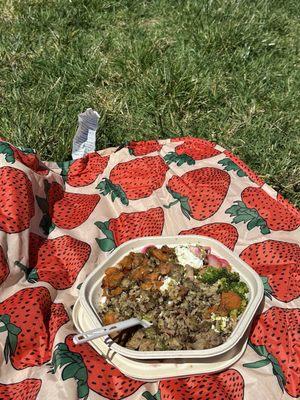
(0, 137, 299, 400)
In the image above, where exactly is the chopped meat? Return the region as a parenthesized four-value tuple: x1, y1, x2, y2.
(139, 339, 156, 351)
(102, 311, 117, 325)
(130, 266, 149, 281)
(126, 330, 145, 350)
(110, 287, 123, 296)
(141, 281, 163, 290)
(150, 247, 170, 262)
(102, 271, 124, 288)
(118, 253, 134, 270)
(158, 262, 172, 275)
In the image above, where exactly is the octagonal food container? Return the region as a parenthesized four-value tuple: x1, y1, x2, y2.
(78, 235, 264, 360)
(72, 298, 253, 381)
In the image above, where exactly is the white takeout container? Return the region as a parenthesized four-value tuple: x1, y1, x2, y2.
(79, 235, 264, 360)
(73, 298, 251, 380)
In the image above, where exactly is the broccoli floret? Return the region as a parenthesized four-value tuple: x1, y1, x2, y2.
(226, 271, 240, 283)
(201, 266, 240, 285)
(230, 281, 249, 299)
(201, 266, 228, 284)
(217, 277, 231, 292)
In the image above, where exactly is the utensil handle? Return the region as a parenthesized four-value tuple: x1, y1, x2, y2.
(73, 318, 141, 344)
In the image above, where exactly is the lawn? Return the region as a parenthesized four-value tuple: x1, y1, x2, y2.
(0, 0, 299, 206)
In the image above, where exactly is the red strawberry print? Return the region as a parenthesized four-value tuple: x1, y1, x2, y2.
(49, 334, 144, 399)
(95, 207, 164, 252)
(244, 307, 300, 398)
(37, 181, 100, 233)
(97, 156, 168, 205)
(0, 141, 48, 175)
(128, 140, 162, 156)
(226, 187, 300, 234)
(64, 153, 109, 187)
(0, 379, 42, 400)
(165, 167, 230, 220)
(165, 137, 220, 166)
(0, 166, 35, 233)
(277, 192, 299, 215)
(143, 369, 244, 400)
(221, 150, 264, 186)
(16, 233, 91, 290)
(0, 287, 69, 369)
(240, 240, 300, 302)
(0, 245, 9, 284)
(180, 222, 238, 251)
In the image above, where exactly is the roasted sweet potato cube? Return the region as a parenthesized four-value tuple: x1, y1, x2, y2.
(220, 291, 242, 311)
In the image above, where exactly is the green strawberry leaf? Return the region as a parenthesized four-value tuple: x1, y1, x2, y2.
(95, 220, 115, 239)
(50, 342, 90, 399)
(0, 142, 15, 163)
(232, 214, 253, 224)
(143, 390, 161, 400)
(77, 381, 89, 399)
(166, 186, 181, 200)
(164, 187, 191, 218)
(244, 345, 286, 393)
(243, 358, 271, 368)
(96, 179, 111, 195)
(77, 283, 83, 290)
(62, 362, 82, 380)
(14, 260, 28, 274)
(95, 221, 115, 244)
(237, 169, 247, 177)
(56, 343, 69, 352)
(218, 158, 247, 177)
(248, 342, 269, 357)
(97, 178, 129, 205)
(4, 340, 10, 363)
(225, 204, 240, 214)
(180, 198, 191, 220)
(74, 366, 88, 381)
(226, 201, 270, 234)
(247, 217, 262, 230)
(114, 184, 129, 206)
(52, 356, 77, 372)
(0, 314, 21, 363)
(40, 214, 55, 235)
(268, 354, 286, 391)
(5, 154, 15, 163)
(260, 226, 271, 235)
(27, 268, 39, 283)
(57, 160, 74, 182)
(218, 158, 238, 170)
(7, 332, 18, 354)
(260, 276, 273, 299)
(164, 152, 195, 166)
(6, 323, 21, 335)
(96, 238, 116, 252)
(0, 314, 10, 325)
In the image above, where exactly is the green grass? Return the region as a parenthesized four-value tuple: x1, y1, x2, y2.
(0, 0, 299, 206)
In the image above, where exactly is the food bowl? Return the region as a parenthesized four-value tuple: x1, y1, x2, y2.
(73, 298, 253, 380)
(79, 235, 264, 360)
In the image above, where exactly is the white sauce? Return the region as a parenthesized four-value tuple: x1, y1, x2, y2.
(175, 245, 204, 269)
(159, 277, 178, 292)
(211, 313, 230, 333)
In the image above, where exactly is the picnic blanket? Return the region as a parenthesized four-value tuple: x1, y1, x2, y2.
(0, 136, 299, 400)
